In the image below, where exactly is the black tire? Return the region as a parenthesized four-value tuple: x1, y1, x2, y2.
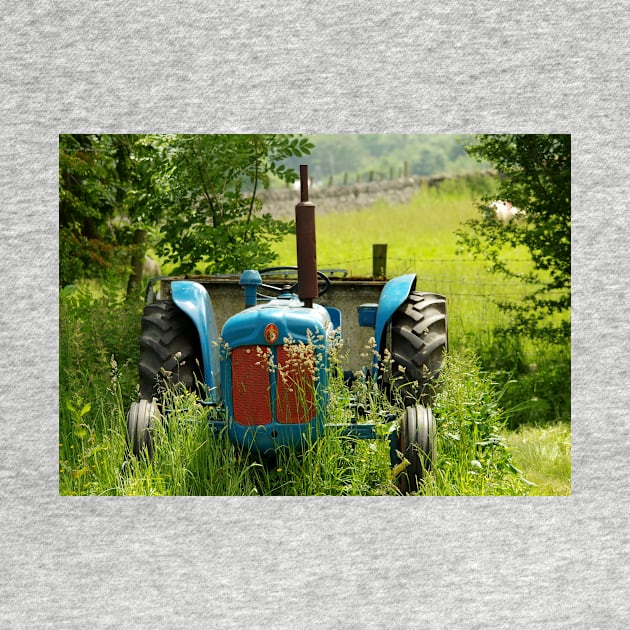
(126, 399, 159, 458)
(389, 291, 447, 403)
(138, 300, 203, 401)
(399, 405, 436, 493)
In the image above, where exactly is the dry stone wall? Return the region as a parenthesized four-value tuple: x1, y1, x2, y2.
(257, 172, 485, 218)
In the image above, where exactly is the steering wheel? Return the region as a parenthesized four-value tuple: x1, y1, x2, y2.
(258, 266, 331, 298)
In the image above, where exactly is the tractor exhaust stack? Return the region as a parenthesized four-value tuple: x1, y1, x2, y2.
(295, 165, 318, 308)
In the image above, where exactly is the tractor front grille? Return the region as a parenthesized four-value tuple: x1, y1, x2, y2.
(231, 344, 316, 426)
(276, 345, 316, 424)
(231, 346, 272, 425)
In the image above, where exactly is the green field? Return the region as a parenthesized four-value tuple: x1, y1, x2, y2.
(272, 179, 535, 345)
(60, 179, 571, 495)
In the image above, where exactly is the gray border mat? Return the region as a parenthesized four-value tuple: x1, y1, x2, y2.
(2, 2, 628, 627)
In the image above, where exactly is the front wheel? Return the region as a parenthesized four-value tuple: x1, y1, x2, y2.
(399, 405, 436, 494)
(126, 399, 159, 458)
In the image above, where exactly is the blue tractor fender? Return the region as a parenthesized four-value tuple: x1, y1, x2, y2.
(372, 273, 417, 375)
(171, 280, 221, 403)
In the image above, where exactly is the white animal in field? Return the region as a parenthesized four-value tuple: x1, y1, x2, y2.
(142, 255, 161, 278)
(488, 200, 522, 221)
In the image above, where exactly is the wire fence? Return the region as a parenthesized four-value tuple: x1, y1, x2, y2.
(317, 256, 567, 300)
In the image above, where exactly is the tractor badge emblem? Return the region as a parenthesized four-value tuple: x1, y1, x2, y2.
(264, 323, 279, 344)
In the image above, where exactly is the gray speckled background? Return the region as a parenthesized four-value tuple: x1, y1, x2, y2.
(1, 2, 628, 627)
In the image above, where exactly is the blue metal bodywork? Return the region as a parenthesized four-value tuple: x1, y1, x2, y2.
(371, 273, 416, 375)
(221, 296, 332, 348)
(171, 280, 221, 403)
(220, 296, 333, 454)
(168, 272, 416, 455)
(239, 269, 263, 307)
(227, 416, 324, 455)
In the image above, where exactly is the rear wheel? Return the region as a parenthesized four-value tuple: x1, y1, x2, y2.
(138, 300, 203, 402)
(389, 291, 447, 403)
(399, 405, 436, 494)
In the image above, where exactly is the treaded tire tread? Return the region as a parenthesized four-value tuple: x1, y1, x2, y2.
(399, 405, 436, 494)
(390, 291, 448, 402)
(126, 399, 158, 458)
(137, 300, 203, 401)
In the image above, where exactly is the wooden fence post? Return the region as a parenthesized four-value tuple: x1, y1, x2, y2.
(126, 228, 146, 299)
(372, 243, 388, 279)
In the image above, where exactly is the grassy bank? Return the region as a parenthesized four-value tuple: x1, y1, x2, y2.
(504, 422, 571, 495)
(60, 289, 538, 495)
(60, 177, 570, 495)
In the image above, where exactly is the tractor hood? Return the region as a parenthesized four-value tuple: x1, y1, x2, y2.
(221, 297, 334, 349)
(220, 297, 334, 454)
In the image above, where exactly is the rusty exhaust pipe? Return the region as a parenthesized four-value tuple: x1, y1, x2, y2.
(295, 165, 318, 308)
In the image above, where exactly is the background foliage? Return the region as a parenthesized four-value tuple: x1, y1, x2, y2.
(59, 134, 167, 286)
(457, 134, 571, 341)
(59, 134, 313, 285)
(59, 134, 494, 286)
(156, 134, 313, 274)
(279, 134, 489, 184)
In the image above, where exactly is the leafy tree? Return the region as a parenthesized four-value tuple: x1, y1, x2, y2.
(457, 134, 571, 340)
(59, 134, 311, 287)
(59, 134, 168, 288)
(157, 134, 313, 274)
(59, 134, 119, 285)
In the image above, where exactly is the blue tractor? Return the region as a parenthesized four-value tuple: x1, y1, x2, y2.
(126, 166, 447, 492)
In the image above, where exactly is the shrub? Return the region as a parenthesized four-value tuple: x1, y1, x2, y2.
(427, 351, 528, 495)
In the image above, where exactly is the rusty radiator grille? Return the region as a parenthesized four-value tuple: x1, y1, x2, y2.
(231, 344, 317, 426)
(275, 345, 316, 425)
(231, 346, 272, 425)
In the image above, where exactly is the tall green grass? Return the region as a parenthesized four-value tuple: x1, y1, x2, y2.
(59, 284, 141, 495)
(503, 423, 571, 495)
(60, 289, 529, 495)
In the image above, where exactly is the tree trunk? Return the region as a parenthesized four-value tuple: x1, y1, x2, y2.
(126, 229, 146, 299)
